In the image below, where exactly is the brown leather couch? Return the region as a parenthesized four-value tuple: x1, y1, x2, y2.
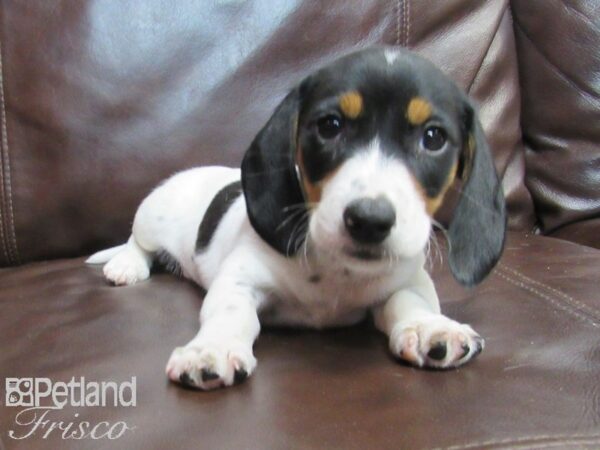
(1, 1, 599, 449)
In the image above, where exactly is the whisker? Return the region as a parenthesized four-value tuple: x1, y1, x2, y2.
(426, 230, 443, 271)
(430, 219, 449, 267)
(282, 204, 307, 214)
(293, 222, 311, 272)
(286, 211, 310, 257)
(276, 207, 307, 231)
(277, 202, 319, 233)
(302, 233, 311, 271)
(292, 222, 308, 253)
(385, 249, 394, 271)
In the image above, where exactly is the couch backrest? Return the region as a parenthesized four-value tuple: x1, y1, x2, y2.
(0, 0, 596, 266)
(511, 0, 600, 247)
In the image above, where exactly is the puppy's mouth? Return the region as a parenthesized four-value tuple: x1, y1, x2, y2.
(343, 245, 384, 261)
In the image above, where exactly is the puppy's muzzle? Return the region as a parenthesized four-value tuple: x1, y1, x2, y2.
(343, 196, 396, 245)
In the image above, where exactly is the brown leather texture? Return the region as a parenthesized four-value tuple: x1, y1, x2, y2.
(2, 233, 600, 449)
(1, 1, 600, 449)
(512, 0, 600, 247)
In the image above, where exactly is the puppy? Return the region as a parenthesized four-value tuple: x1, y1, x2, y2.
(87, 47, 506, 390)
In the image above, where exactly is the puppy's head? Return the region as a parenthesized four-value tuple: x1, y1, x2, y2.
(242, 47, 506, 286)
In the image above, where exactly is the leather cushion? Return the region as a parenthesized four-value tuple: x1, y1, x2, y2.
(1, 232, 599, 448)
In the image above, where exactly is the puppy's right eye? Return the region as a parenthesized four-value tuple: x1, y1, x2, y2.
(316, 115, 344, 139)
(421, 126, 447, 152)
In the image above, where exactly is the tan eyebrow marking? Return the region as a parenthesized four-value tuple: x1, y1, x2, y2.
(407, 97, 432, 125)
(339, 91, 363, 119)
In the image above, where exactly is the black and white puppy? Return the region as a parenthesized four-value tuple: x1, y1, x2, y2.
(87, 47, 506, 390)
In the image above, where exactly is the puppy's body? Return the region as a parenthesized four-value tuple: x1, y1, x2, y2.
(97, 166, 427, 328)
(88, 47, 505, 390)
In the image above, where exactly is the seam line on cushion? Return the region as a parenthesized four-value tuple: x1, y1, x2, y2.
(0, 38, 18, 264)
(0, 38, 11, 263)
(429, 432, 600, 450)
(499, 263, 600, 320)
(404, 0, 410, 47)
(467, 2, 508, 94)
(515, 438, 600, 450)
(495, 270, 600, 328)
(394, 0, 409, 47)
(402, 0, 405, 46)
(402, 0, 406, 46)
(395, 0, 400, 46)
(0, 32, 7, 262)
(0, 132, 6, 263)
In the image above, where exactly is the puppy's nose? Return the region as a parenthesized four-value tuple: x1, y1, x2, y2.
(343, 196, 396, 244)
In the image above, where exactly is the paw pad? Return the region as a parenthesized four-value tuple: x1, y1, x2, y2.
(166, 343, 256, 390)
(391, 316, 484, 369)
(427, 342, 447, 361)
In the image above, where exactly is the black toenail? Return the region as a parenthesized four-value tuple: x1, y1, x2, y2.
(460, 344, 470, 359)
(474, 340, 484, 356)
(427, 342, 447, 361)
(179, 372, 194, 386)
(234, 369, 248, 384)
(201, 369, 220, 382)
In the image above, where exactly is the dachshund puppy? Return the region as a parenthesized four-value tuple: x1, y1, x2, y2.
(87, 47, 506, 390)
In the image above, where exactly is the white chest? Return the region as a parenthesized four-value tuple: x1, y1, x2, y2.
(260, 255, 418, 328)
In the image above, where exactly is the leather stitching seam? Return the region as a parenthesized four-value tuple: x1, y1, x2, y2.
(0, 38, 15, 264)
(499, 263, 600, 320)
(495, 269, 600, 329)
(515, 438, 600, 450)
(395, 0, 401, 46)
(404, 0, 410, 47)
(394, 0, 409, 47)
(429, 432, 600, 450)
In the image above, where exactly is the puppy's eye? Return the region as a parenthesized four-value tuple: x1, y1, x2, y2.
(422, 126, 447, 152)
(316, 115, 344, 139)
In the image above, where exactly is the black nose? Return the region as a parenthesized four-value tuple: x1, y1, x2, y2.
(343, 197, 396, 244)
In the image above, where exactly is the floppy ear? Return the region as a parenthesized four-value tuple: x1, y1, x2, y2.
(447, 102, 507, 286)
(241, 89, 307, 256)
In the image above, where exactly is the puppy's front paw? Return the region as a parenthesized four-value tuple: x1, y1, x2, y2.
(165, 340, 256, 390)
(389, 315, 484, 369)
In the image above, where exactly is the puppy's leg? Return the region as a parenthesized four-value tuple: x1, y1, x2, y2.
(102, 235, 153, 286)
(166, 274, 262, 390)
(372, 269, 484, 369)
(101, 177, 178, 286)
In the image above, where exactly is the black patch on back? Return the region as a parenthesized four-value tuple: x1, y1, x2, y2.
(195, 181, 242, 252)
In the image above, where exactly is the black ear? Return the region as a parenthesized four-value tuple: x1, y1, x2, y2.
(447, 102, 507, 286)
(241, 89, 307, 256)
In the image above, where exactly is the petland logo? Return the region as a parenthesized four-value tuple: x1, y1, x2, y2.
(5, 377, 136, 440)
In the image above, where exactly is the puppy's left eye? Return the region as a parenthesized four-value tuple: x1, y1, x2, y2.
(422, 126, 447, 152)
(316, 115, 344, 139)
